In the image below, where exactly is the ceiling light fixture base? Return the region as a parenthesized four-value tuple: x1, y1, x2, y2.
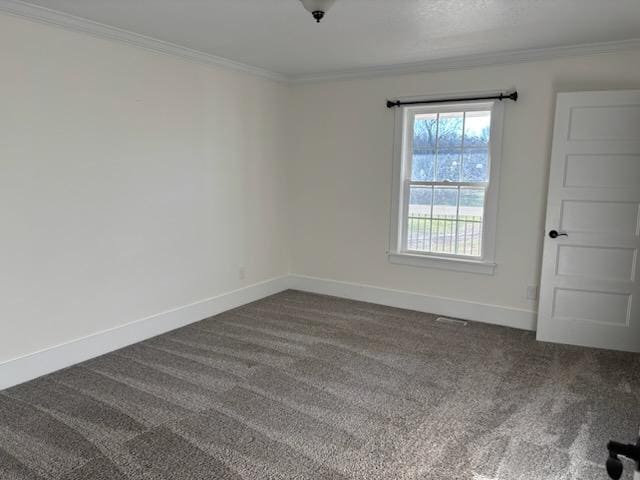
(299, 0, 335, 23)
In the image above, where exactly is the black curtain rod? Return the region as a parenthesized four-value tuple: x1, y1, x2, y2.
(386, 91, 518, 108)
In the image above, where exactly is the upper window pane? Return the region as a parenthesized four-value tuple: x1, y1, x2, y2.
(411, 152, 436, 181)
(413, 113, 438, 151)
(411, 110, 491, 183)
(462, 149, 489, 183)
(463, 111, 491, 147)
(436, 151, 461, 182)
(437, 112, 464, 149)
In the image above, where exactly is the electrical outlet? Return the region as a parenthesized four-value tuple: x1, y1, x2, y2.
(526, 285, 538, 301)
(238, 266, 246, 280)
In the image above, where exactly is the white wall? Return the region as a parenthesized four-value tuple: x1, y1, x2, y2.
(0, 13, 290, 364)
(287, 50, 640, 320)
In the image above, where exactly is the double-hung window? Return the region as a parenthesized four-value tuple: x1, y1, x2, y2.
(389, 98, 504, 274)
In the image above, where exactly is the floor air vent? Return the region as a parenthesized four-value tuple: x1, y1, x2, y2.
(436, 317, 468, 326)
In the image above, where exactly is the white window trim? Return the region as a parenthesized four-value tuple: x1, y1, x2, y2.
(388, 93, 505, 275)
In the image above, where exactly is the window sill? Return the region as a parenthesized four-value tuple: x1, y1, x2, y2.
(388, 252, 496, 275)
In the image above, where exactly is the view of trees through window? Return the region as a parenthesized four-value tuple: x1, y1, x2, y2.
(405, 109, 491, 257)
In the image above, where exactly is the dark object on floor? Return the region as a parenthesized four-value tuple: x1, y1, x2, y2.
(1, 290, 639, 479)
(607, 434, 640, 479)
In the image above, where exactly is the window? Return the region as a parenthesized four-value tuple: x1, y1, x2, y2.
(389, 99, 504, 274)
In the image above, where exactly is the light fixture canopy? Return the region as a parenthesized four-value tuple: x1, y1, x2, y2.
(299, 0, 336, 23)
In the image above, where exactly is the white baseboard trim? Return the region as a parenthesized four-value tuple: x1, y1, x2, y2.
(289, 274, 537, 332)
(0, 274, 538, 390)
(0, 275, 291, 391)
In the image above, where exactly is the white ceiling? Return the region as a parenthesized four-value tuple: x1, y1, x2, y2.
(12, 0, 640, 78)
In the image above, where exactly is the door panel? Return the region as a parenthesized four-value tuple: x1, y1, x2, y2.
(568, 105, 640, 140)
(537, 90, 640, 352)
(553, 289, 630, 326)
(556, 245, 636, 281)
(560, 200, 639, 235)
(564, 154, 640, 188)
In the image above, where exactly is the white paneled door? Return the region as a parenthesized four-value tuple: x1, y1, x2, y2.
(537, 91, 640, 352)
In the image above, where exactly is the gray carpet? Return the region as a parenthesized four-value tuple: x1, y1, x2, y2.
(1, 290, 639, 479)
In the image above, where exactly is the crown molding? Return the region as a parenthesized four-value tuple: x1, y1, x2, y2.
(288, 38, 640, 84)
(0, 0, 288, 82)
(2, 0, 639, 85)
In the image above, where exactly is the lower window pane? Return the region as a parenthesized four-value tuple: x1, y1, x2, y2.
(457, 188, 485, 256)
(407, 186, 433, 251)
(431, 187, 458, 254)
(405, 185, 485, 257)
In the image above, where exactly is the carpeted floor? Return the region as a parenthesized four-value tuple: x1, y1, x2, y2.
(1, 290, 639, 479)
